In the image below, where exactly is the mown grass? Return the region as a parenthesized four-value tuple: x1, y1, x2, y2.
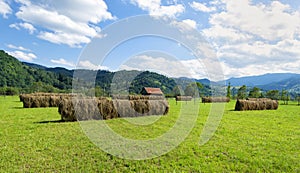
(0, 96, 299, 172)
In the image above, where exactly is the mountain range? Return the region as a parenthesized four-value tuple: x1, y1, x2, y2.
(224, 73, 300, 91)
(1, 50, 299, 95)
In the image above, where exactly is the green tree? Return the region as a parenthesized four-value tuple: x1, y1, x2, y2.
(30, 82, 43, 93)
(249, 87, 261, 98)
(172, 85, 183, 96)
(95, 86, 104, 97)
(5, 87, 19, 95)
(266, 90, 279, 100)
(226, 82, 231, 98)
(281, 89, 290, 105)
(237, 85, 247, 99)
(184, 83, 198, 97)
(0, 87, 6, 96)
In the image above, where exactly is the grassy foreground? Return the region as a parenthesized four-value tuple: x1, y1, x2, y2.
(0, 96, 299, 172)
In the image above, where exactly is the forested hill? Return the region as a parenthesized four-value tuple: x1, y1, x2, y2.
(0, 50, 72, 92)
(0, 50, 180, 95)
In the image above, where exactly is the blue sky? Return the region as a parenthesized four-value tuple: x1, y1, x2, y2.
(1, 0, 300, 79)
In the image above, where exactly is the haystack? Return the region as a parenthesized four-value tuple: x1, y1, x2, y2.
(58, 95, 169, 121)
(176, 96, 192, 101)
(21, 93, 76, 108)
(235, 99, 278, 111)
(202, 97, 230, 103)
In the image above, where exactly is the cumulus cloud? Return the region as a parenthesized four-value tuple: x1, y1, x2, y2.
(9, 22, 36, 34)
(130, 0, 184, 18)
(78, 60, 109, 70)
(119, 55, 208, 79)
(202, 0, 300, 77)
(170, 19, 197, 32)
(208, 0, 300, 41)
(0, 0, 11, 18)
(13, 0, 115, 47)
(7, 50, 37, 61)
(51, 58, 75, 67)
(182, 19, 197, 29)
(190, 1, 216, 13)
(7, 44, 31, 51)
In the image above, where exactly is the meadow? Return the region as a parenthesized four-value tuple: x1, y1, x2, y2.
(0, 96, 299, 172)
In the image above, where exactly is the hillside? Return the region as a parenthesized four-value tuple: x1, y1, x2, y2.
(0, 50, 72, 91)
(259, 76, 300, 92)
(0, 50, 181, 95)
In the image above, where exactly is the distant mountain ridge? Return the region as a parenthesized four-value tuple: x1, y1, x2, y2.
(225, 73, 300, 87)
(1, 50, 300, 94)
(24, 61, 300, 93)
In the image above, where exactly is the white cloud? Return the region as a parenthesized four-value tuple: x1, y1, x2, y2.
(119, 55, 208, 79)
(170, 19, 197, 33)
(51, 58, 75, 67)
(182, 19, 197, 29)
(202, 25, 253, 43)
(78, 60, 109, 70)
(14, 1, 115, 47)
(209, 0, 300, 41)
(19, 22, 36, 34)
(0, 0, 11, 18)
(37, 32, 90, 48)
(7, 44, 31, 51)
(190, 1, 216, 13)
(131, 0, 184, 18)
(202, 0, 300, 78)
(221, 59, 300, 78)
(9, 22, 36, 34)
(7, 50, 37, 61)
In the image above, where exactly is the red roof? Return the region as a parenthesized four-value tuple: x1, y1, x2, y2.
(143, 87, 163, 95)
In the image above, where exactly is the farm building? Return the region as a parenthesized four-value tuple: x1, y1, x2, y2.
(141, 87, 163, 96)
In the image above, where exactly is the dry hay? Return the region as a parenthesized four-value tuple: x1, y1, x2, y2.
(202, 97, 230, 103)
(247, 98, 272, 101)
(58, 98, 98, 121)
(176, 96, 192, 101)
(19, 94, 25, 102)
(112, 95, 168, 117)
(58, 98, 75, 121)
(235, 99, 278, 111)
(59, 98, 119, 121)
(21, 93, 77, 108)
(58, 97, 169, 121)
(113, 99, 169, 118)
(98, 99, 118, 120)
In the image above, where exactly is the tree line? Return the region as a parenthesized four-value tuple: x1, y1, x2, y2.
(226, 83, 299, 104)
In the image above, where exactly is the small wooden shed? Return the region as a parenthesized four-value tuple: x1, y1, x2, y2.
(141, 87, 163, 96)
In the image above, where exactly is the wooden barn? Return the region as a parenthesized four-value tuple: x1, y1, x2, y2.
(141, 87, 163, 96)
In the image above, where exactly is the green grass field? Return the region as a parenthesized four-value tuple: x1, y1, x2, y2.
(0, 96, 299, 172)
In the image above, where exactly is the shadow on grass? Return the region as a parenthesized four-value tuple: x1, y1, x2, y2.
(34, 120, 68, 124)
(11, 107, 24, 109)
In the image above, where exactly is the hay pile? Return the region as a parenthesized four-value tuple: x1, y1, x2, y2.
(235, 99, 278, 111)
(113, 95, 169, 117)
(20, 93, 77, 108)
(113, 99, 169, 118)
(58, 97, 117, 121)
(58, 95, 169, 121)
(176, 96, 192, 101)
(202, 97, 230, 103)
